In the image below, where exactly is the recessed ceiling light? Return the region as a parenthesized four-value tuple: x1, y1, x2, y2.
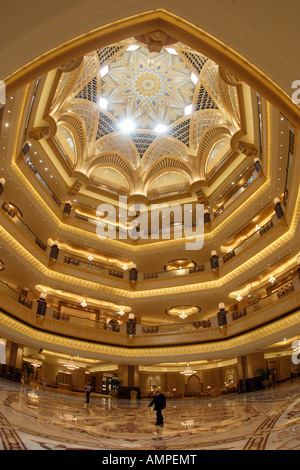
(119, 119, 136, 133)
(184, 104, 193, 115)
(99, 97, 108, 109)
(190, 72, 198, 84)
(126, 45, 140, 51)
(154, 123, 168, 133)
(100, 65, 109, 78)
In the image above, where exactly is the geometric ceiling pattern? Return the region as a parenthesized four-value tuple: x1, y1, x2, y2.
(48, 37, 245, 199)
(70, 41, 224, 162)
(100, 45, 196, 129)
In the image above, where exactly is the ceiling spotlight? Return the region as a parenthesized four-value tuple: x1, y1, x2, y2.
(81, 299, 87, 308)
(119, 119, 136, 133)
(100, 65, 109, 78)
(88, 254, 94, 261)
(154, 123, 168, 133)
(184, 104, 193, 115)
(236, 294, 243, 302)
(99, 97, 108, 109)
(190, 72, 198, 84)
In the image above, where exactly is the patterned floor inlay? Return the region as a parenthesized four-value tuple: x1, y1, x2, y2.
(0, 378, 299, 450)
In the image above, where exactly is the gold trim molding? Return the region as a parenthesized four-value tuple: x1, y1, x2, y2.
(3, 9, 300, 128)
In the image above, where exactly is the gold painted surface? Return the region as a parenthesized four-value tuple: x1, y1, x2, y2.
(3, 9, 300, 130)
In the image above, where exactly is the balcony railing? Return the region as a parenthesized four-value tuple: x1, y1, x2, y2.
(1, 184, 281, 289)
(0, 280, 33, 309)
(0, 274, 299, 340)
(1, 191, 278, 284)
(1, 201, 47, 252)
(213, 169, 258, 217)
(48, 275, 299, 334)
(63, 255, 124, 279)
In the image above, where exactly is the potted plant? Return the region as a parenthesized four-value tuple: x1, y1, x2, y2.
(110, 378, 122, 397)
(23, 362, 34, 384)
(256, 367, 272, 387)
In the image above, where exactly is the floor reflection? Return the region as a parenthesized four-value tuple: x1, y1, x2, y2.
(0, 378, 299, 450)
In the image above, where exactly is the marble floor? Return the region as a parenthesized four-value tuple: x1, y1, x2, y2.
(0, 377, 299, 451)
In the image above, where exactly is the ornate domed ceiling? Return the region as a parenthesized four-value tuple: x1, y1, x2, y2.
(100, 44, 197, 129)
(46, 35, 247, 200)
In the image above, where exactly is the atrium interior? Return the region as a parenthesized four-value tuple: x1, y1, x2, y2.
(0, 2, 299, 451)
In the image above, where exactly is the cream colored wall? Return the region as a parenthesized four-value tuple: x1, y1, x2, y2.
(139, 364, 239, 396)
(42, 362, 86, 390)
(267, 356, 293, 382)
(278, 356, 293, 381)
(1, 1, 299, 99)
(31, 356, 294, 395)
(139, 371, 168, 394)
(245, 353, 266, 378)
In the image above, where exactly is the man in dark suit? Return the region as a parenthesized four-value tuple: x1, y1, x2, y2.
(85, 381, 92, 403)
(149, 390, 166, 426)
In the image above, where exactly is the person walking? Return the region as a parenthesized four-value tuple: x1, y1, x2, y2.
(85, 381, 92, 403)
(149, 390, 166, 426)
(42, 375, 47, 392)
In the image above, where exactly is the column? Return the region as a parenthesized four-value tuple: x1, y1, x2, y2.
(5, 341, 23, 369)
(118, 364, 139, 387)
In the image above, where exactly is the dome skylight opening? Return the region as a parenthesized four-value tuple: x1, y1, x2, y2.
(190, 72, 198, 84)
(126, 45, 140, 51)
(165, 47, 178, 55)
(100, 65, 109, 77)
(119, 119, 136, 133)
(154, 123, 168, 133)
(184, 104, 193, 115)
(99, 97, 108, 109)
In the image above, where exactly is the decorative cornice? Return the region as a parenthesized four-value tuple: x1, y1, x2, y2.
(0, 308, 299, 362)
(3, 9, 300, 128)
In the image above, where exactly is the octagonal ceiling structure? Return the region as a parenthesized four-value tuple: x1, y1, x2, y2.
(0, 8, 299, 365)
(29, 32, 255, 208)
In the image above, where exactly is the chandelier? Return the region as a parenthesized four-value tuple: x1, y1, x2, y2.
(63, 357, 80, 370)
(269, 274, 276, 284)
(180, 364, 196, 376)
(116, 308, 125, 316)
(30, 359, 41, 368)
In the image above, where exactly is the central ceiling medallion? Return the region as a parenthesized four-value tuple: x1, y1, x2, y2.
(133, 70, 163, 99)
(101, 45, 195, 129)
